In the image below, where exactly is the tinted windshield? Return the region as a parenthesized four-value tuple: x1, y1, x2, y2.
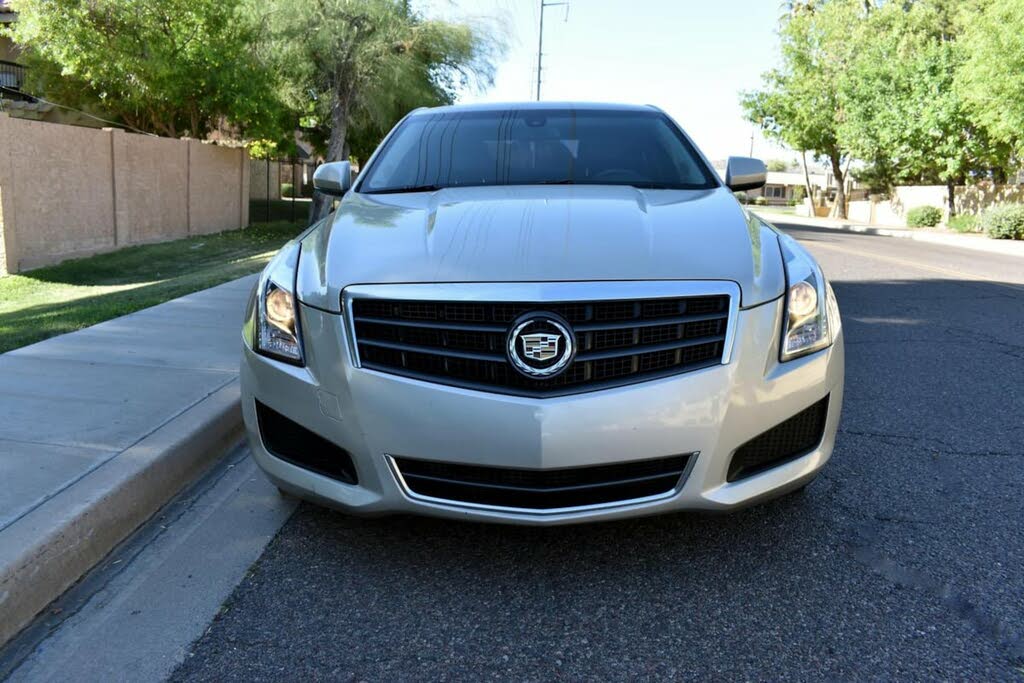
(359, 108, 718, 193)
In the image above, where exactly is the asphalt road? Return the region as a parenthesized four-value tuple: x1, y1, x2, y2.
(172, 222, 1024, 681)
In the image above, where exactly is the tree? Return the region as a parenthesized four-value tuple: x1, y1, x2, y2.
(838, 1, 1009, 213)
(742, 1, 865, 218)
(957, 0, 1024, 161)
(267, 0, 499, 221)
(766, 159, 791, 172)
(5, 0, 285, 139)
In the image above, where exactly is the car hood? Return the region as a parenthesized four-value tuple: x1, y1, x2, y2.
(297, 185, 785, 312)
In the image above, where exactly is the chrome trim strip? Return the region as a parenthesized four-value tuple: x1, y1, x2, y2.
(343, 280, 742, 369)
(385, 452, 699, 517)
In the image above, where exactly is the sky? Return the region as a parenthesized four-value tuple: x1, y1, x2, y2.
(418, 0, 792, 163)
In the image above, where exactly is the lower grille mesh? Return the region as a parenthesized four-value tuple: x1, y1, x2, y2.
(256, 401, 358, 485)
(727, 396, 830, 482)
(393, 454, 692, 510)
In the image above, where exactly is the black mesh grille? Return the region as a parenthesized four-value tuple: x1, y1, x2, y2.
(727, 396, 830, 482)
(256, 401, 358, 485)
(394, 454, 692, 510)
(351, 295, 730, 396)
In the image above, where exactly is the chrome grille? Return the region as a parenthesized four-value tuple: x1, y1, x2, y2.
(392, 454, 693, 511)
(350, 292, 731, 397)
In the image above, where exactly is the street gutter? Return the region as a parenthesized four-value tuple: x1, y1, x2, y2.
(0, 383, 243, 647)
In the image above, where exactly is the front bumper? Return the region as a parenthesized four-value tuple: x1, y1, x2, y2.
(241, 295, 844, 525)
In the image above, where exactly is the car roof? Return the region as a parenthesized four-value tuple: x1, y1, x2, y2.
(408, 101, 664, 116)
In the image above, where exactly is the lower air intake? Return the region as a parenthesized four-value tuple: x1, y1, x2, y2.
(392, 454, 692, 511)
(727, 396, 830, 482)
(256, 401, 358, 485)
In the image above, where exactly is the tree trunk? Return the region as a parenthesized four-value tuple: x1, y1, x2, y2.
(800, 150, 814, 215)
(309, 94, 351, 223)
(828, 153, 847, 219)
(946, 180, 956, 218)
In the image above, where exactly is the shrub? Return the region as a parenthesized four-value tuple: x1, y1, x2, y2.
(906, 206, 943, 228)
(753, 196, 769, 206)
(280, 182, 295, 198)
(947, 214, 978, 233)
(792, 186, 806, 202)
(787, 198, 798, 207)
(980, 204, 1024, 240)
(733, 191, 749, 205)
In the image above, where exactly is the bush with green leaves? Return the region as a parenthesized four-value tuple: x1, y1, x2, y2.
(787, 198, 798, 207)
(754, 196, 769, 206)
(947, 214, 978, 233)
(979, 204, 1024, 240)
(733, 191, 749, 205)
(906, 206, 943, 228)
(280, 183, 295, 198)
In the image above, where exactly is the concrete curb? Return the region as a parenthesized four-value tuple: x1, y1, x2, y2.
(0, 380, 243, 647)
(754, 211, 1024, 258)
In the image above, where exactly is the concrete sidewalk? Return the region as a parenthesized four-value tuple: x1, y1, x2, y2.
(0, 275, 256, 646)
(753, 210, 1024, 258)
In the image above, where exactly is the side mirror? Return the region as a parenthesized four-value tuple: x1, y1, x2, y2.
(724, 156, 767, 191)
(313, 161, 353, 196)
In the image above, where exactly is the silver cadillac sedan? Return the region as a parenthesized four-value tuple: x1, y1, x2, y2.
(241, 102, 844, 524)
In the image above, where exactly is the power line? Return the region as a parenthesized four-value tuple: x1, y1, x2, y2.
(535, 0, 569, 101)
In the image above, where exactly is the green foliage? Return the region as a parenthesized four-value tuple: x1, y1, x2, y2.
(980, 205, 1024, 240)
(852, 161, 900, 194)
(837, 1, 1008, 192)
(268, 0, 500, 162)
(247, 139, 280, 160)
(792, 185, 806, 202)
(733, 191, 749, 205)
(766, 159, 790, 172)
(787, 198, 798, 207)
(280, 183, 295, 198)
(957, 0, 1024, 159)
(741, 1, 862, 217)
(5, 0, 286, 138)
(947, 213, 978, 233)
(754, 196, 769, 206)
(743, 1, 1016, 197)
(906, 206, 943, 228)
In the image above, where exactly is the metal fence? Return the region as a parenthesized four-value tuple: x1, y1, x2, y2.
(0, 59, 32, 101)
(249, 157, 321, 225)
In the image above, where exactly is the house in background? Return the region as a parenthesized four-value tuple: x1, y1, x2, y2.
(0, 1, 30, 101)
(712, 159, 833, 206)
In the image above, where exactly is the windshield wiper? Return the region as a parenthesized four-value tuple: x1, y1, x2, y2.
(535, 179, 575, 185)
(364, 184, 446, 194)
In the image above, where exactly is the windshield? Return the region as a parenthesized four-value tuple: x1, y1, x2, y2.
(359, 108, 718, 193)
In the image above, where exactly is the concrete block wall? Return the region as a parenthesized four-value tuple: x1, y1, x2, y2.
(847, 182, 1024, 228)
(0, 114, 250, 274)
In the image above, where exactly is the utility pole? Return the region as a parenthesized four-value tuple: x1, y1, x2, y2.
(536, 0, 569, 101)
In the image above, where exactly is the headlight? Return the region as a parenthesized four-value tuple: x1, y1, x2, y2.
(778, 234, 840, 361)
(254, 241, 303, 365)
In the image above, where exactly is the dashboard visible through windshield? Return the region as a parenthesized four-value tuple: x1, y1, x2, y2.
(358, 108, 719, 194)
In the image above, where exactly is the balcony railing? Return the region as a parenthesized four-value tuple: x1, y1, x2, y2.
(0, 59, 32, 100)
